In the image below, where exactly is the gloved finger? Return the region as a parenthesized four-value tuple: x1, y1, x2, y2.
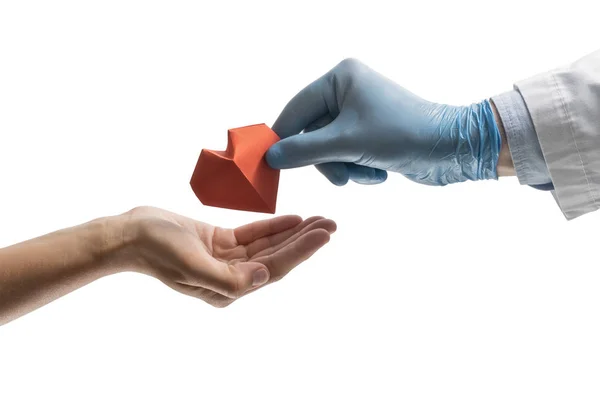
(300, 112, 352, 186)
(272, 72, 334, 139)
(346, 164, 388, 185)
(291, 109, 351, 186)
(266, 118, 356, 169)
(304, 114, 334, 133)
(316, 163, 349, 186)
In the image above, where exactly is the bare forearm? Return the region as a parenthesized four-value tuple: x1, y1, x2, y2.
(0, 216, 126, 325)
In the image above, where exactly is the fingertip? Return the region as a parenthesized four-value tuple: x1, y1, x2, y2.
(316, 163, 349, 186)
(348, 165, 388, 185)
(315, 229, 332, 246)
(307, 228, 332, 247)
(328, 168, 349, 186)
(327, 220, 337, 234)
(376, 169, 388, 182)
(329, 175, 349, 186)
(314, 218, 337, 234)
(252, 267, 270, 287)
(236, 262, 271, 291)
(265, 144, 283, 169)
(277, 215, 303, 231)
(285, 215, 303, 225)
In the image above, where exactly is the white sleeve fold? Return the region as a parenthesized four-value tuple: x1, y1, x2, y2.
(516, 50, 600, 220)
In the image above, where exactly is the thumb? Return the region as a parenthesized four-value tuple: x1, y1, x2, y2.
(234, 262, 270, 290)
(266, 120, 353, 169)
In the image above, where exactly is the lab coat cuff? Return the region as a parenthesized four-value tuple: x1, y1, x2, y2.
(516, 69, 600, 220)
(491, 90, 552, 186)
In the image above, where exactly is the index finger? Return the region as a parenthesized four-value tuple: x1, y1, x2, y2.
(234, 215, 302, 245)
(272, 70, 333, 139)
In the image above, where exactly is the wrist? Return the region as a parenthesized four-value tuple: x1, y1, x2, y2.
(490, 99, 516, 177)
(86, 215, 135, 274)
(106, 207, 173, 276)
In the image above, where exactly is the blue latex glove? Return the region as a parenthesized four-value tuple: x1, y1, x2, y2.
(266, 59, 501, 186)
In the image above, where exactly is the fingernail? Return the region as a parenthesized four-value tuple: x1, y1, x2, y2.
(252, 269, 269, 287)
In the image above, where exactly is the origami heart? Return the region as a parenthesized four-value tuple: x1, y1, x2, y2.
(190, 123, 280, 213)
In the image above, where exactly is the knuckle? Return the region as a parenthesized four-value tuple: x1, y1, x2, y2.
(335, 57, 364, 76)
(127, 205, 154, 215)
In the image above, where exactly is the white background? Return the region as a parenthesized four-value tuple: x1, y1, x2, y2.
(0, 1, 599, 399)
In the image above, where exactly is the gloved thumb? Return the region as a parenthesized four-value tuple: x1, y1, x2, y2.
(265, 123, 351, 170)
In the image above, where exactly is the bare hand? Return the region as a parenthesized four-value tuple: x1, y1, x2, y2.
(119, 207, 336, 307)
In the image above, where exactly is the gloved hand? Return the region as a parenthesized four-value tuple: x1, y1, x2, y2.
(266, 58, 501, 186)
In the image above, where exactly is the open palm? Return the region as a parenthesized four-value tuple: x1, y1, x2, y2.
(122, 206, 336, 307)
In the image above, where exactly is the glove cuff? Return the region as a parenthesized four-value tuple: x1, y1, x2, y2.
(461, 99, 502, 181)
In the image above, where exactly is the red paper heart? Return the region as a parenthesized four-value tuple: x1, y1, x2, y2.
(190, 124, 280, 213)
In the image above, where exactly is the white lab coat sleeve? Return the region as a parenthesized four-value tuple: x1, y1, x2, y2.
(516, 50, 600, 220)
